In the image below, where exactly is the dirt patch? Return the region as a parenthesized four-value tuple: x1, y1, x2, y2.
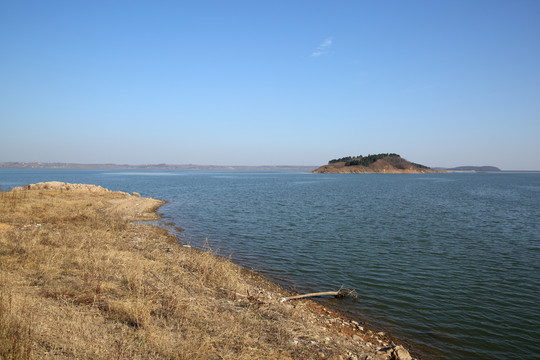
(0, 223, 13, 232)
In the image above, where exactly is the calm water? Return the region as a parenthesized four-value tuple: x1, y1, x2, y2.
(1, 169, 539, 359)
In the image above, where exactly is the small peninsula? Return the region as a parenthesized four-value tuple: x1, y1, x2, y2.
(313, 153, 440, 174)
(0, 182, 414, 359)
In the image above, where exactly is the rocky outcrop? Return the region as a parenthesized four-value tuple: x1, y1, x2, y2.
(11, 181, 111, 192)
(10, 182, 142, 199)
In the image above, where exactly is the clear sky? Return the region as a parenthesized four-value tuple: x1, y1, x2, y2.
(1, 1, 539, 169)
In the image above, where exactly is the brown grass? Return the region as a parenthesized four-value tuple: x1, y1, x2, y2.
(0, 184, 407, 359)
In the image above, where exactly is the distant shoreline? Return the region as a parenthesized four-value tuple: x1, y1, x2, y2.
(0, 162, 318, 172)
(442, 170, 540, 174)
(1, 162, 539, 173)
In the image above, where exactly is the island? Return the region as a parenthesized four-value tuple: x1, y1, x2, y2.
(312, 153, 441, 174)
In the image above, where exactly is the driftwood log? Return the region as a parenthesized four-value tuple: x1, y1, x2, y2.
(281, 287, 357, 301)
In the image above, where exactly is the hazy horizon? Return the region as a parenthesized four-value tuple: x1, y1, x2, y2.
(3, 160, 538, 172)
(1, 1, 539, 170)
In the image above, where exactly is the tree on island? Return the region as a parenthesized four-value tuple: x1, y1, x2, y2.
(328, 153, 399, 166)
(327, 153, 430, 169)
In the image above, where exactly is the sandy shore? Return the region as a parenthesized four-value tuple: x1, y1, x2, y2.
(0, 182, 415, 359)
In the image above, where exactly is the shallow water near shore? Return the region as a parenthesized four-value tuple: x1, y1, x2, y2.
(1, 169, 539, 359)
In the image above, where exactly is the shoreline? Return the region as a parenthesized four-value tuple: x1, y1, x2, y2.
(0, 182, 416, 359)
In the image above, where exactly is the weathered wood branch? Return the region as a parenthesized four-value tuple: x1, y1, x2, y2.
(281, 287, 357, 301)
(283, 291, 341, 301)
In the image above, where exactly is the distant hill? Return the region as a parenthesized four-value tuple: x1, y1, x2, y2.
(312, 154, 440, 174)
(0, 162, 317, 172)
(436, 166, 501, 172)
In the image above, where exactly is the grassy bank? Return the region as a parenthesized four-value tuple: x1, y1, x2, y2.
(0, 182, 412, 359)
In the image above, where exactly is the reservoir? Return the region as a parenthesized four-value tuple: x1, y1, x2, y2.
(1, 169, 539, 359)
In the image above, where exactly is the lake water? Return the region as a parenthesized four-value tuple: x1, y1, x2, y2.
(1, 169, 539, 359)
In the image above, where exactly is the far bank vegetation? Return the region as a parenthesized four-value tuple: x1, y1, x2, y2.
(328, 154, 429, 169)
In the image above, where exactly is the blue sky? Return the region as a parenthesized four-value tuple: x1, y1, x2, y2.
(1, 1, 539, 169)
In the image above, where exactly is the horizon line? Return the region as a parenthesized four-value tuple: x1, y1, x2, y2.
(1, 161, 540, 172)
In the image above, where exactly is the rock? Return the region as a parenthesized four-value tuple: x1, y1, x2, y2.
(376, 347, 393, 360)
(376, 345, 412, 360)
(389, 345, 412, 360)
(352, 335, 362, 342)
(132, 192, 141, 197)
(11, 181, 111, 193)
(394, 345, 412, 360)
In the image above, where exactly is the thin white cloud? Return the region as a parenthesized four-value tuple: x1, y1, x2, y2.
(311, 37, 333, 57)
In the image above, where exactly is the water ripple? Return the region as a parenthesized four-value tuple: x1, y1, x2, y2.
(2, 170, 539, 360)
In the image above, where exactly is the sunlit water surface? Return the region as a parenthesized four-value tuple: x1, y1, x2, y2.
(1, 169, 539, 359)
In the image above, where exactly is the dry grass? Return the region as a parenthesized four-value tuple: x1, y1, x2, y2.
(0, 184, 406, 360)
(0, 278, 32, 360)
